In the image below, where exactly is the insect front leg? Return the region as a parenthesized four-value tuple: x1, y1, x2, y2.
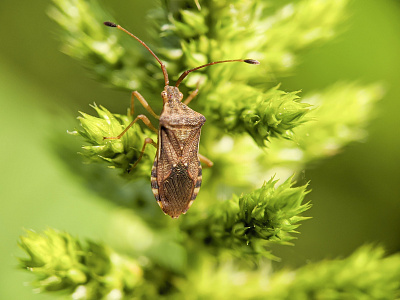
(103, 115, 158, 140)
(128, 137, 157, 172)
(130, 91, 160, 119)
(198, 153, 214, 168)
(183, 85, 199, 106)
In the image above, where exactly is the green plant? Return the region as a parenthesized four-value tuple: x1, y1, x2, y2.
(18, 0, 397, 299)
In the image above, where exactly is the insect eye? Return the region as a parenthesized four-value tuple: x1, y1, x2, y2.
(161, 91, 167, 98)
(179, 92, 183, 99)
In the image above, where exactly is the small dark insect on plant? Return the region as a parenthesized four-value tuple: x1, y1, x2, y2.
(103, 21, 259, 218)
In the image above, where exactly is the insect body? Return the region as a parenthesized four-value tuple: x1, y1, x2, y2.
(153, 86, 206, 217)
(103, 22, 259, 218)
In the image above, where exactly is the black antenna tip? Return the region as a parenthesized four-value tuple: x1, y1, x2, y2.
(104, 21, 117, 27)
(244, 59, 260, 65)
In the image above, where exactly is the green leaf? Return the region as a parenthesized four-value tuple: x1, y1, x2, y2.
(264, 246, 400, 300)
(18, 229, 143, 297)
(181, 176, 311, 259)
(72, 104, 157, 177)
(207, 85, 311, 146)
(268, 82, 385, 167)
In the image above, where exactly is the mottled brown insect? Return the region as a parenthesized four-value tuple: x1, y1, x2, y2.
(103, 22, 259, 218)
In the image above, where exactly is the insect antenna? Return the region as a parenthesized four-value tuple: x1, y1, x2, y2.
(175, 59, 260, 87)
(104, 21, 169, 86)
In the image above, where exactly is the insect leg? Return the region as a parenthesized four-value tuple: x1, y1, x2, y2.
(183, 84, 199, 105)
(103, 115, 158, 140)
(128, 137, 157, 172)
(198, 153, 214, 168)
(130, 91, 160, 119)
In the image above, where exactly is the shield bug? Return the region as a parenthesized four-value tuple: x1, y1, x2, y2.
(103, 21, 259, 218)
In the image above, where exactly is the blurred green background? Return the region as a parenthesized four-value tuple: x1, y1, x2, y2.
(1, 0, 399, 299)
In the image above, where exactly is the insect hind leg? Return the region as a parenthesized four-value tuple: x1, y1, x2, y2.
(198, 153, 213, 168)
(183, 84, 199, 105)
(128, 137, 157, 173)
